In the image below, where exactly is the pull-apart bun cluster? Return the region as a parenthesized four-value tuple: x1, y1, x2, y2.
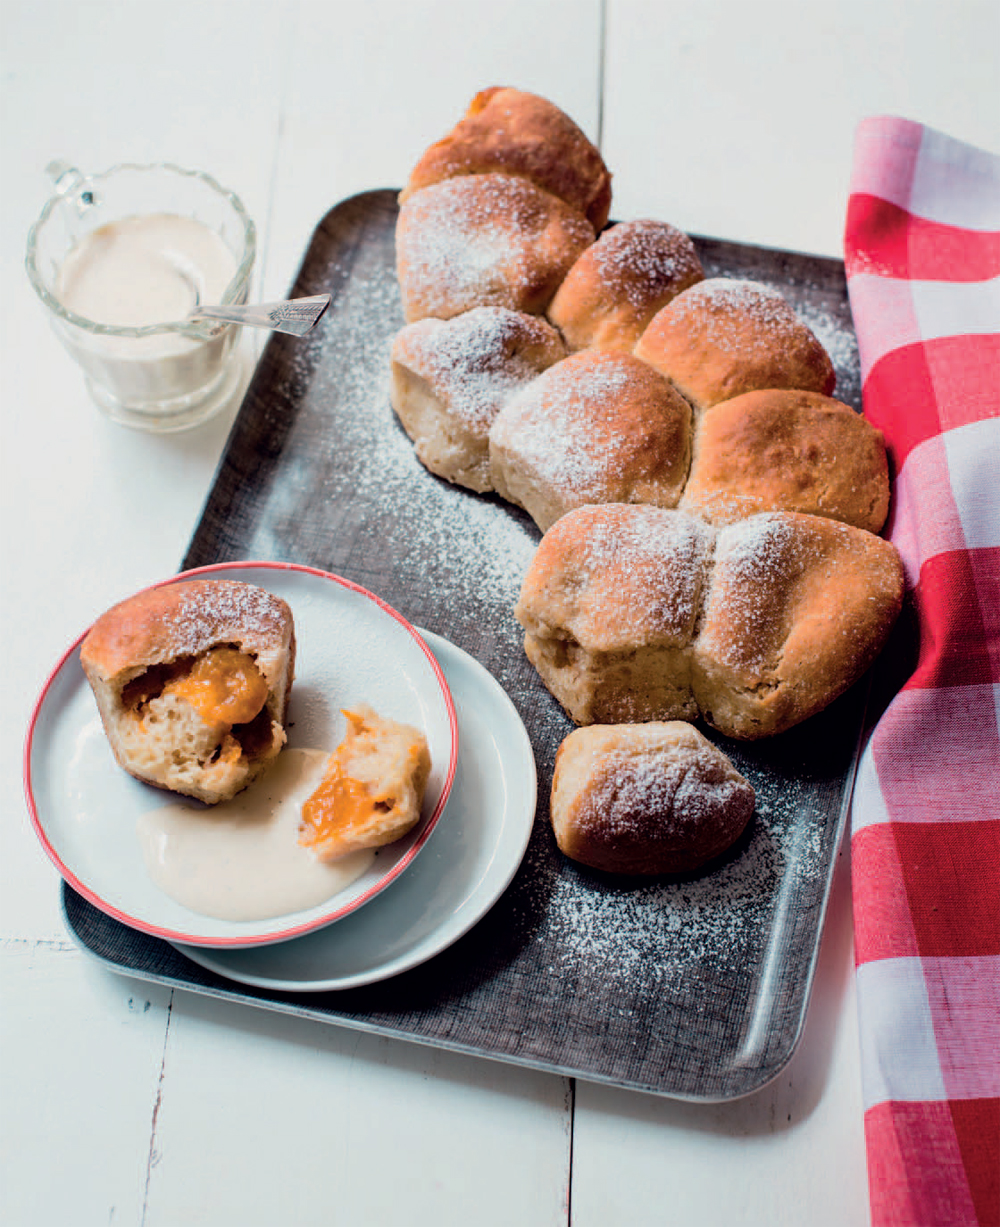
(391, 85, 901, 743)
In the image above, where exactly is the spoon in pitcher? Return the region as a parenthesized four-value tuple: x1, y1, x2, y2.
(186, 293, 332, 336)
(43, 164, 331, 338)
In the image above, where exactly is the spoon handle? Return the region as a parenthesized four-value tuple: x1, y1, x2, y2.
(189, 293, 331, 336)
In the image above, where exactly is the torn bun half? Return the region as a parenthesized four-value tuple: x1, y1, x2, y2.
(80, 578, 296, 804)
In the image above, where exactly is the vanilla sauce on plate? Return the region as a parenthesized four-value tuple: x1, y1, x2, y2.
(136, 749, 375, 922)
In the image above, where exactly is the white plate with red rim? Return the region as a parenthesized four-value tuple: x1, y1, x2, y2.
(172, 629, 537, 991)
(24, 561, 459, 948)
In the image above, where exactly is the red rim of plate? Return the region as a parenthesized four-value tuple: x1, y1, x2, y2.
(22, 560, 460, 948)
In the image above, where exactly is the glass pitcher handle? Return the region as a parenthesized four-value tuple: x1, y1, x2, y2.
(45, 161, 99, 213)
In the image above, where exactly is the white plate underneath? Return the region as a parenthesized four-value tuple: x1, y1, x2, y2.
(25, 563, 458, 948)
(172, 630, 537, 991)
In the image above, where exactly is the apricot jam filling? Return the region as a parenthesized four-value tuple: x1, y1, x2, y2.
(299, 764, 396, 850)
(161, 647, 269, 730)
(297, 706, 430, 861)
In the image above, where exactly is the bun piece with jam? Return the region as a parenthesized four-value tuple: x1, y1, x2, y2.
(298, 705, 431, 862)
(80, 579, 296, 805)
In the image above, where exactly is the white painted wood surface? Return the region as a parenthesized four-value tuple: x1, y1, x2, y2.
(2, 3, 997, 1224)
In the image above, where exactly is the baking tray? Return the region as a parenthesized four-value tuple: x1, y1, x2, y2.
(64, 189, 867, 1101)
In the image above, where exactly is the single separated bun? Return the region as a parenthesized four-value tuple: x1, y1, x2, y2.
(548, 219, 704, 352)
(551, 721, 755, 874)
(395, 174, 595, 323)
(400, 86, 613, 231)
(80, 579, 296, 804)
(633, 277, 836, 412)
(515, 505, 903, 739)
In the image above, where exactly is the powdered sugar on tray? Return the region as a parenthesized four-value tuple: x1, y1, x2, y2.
(248, 215, 854, 1016)
(795, 297, 859, 387)
(265, 265, 539, 614)
(513, 762, 835, 992)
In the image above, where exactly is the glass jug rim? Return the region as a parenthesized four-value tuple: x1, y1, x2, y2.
(25, 161, 257, 339)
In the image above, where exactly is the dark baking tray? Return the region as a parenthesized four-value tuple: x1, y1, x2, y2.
(64, 190, 867, 1101)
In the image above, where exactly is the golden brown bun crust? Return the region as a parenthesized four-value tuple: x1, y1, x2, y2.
(551, 722, 755, 874)
(691, 512, 904, 738)
(680, 389, 891, 532)
(489, 350, 693, 533)
(515, 505, 714, 724)
(81, 579, 294, 686)
(516, 505, 903, 737)
(516, 504, 713, 651)
(389, 307, 566, 492)
(80, 579, 296, 803)
(548, 219, 704, 352)
(401, 86, 613, 230)
(396, 174, 595, 323)
(633, 278, 836, 411)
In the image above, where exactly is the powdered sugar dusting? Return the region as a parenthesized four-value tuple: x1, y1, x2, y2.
(493, 352, 687, 500)
(795, 298, 859, 397)
(497, 357, 636, 494)
(168, 582, 287, 656)
(397, 174, 593, 318)
(580, 745, 753, 848)
(393, 307, 564, 432)
(527, 506, 714, 647)
(699, 513, 816, 673)
(586, 508, 712, 644)
(590, 219, 704, 309)
(665, 277, 807, 357)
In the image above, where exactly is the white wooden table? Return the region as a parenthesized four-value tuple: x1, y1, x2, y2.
(3, 3, 997, 1224)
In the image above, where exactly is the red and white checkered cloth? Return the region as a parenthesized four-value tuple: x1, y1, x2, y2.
(844, 117, 1000, 1227)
